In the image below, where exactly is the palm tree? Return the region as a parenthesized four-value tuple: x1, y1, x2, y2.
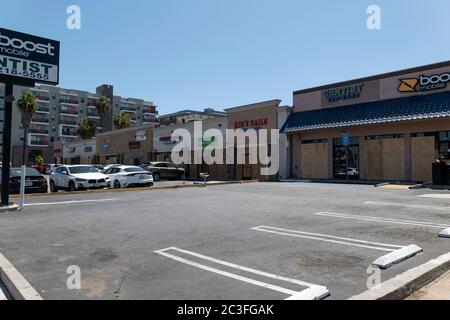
(113, 112, 132, 130)
(17, 92, 38, 165)
(77, 117, 97, 140)
(96, 96, 111, 132)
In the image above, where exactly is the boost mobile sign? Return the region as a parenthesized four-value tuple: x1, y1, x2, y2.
(0, 27, 60, 84)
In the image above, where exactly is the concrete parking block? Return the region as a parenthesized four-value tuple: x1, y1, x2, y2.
(350, 252, 450, 300)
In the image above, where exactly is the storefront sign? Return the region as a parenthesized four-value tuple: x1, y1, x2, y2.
(324, 83, 364, 103)
(399, 72, 450, 93)
(128, 141, 141, 150)
(135, 130, 146, 142)
(84, 146, 93, 153)
(160, 136, 178, 145)
(235, 118, 268, 129)
(0, 28, 60, 84)
(342, 132, 350, 147)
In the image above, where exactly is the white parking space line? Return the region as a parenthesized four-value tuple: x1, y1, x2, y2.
(25, 198, 119, 207)
(365, 201, 450, 211)
(251, 226, 404, 252)
(315, 212, 450, 229)
(155, 247, 330, 300)
(418, 194, 450, 199)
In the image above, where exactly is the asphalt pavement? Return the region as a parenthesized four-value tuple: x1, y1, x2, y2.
(0, 182, 449, 300)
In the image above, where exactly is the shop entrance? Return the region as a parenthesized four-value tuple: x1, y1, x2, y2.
(333, 137, 360, 180)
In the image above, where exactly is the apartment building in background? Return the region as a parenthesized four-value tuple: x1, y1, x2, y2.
(158, 108, 227, 126)
(0, 83, 158, 165)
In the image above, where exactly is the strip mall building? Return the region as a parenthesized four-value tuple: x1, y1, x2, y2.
(282, 61, 450, 182)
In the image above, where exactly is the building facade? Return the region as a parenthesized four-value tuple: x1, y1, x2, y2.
(282, 61, 450, 182)
(96, 126, 153, 166)
(0, 83, 157, 166)
(158, 108, 227, 127)
(153, 116, 228, 180)
(225, 100, 288, 181)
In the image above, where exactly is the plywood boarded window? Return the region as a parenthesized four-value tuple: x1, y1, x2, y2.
(365, 138, 404, 181)
(301, 142, 328, 179)
(411, 136, 435, 182)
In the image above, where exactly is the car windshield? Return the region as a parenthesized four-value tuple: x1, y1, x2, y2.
(124, 167, 146, 173)
(68, 166, 99, 174)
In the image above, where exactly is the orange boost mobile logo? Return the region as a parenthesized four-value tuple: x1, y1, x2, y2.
(398, 78, 419, 92)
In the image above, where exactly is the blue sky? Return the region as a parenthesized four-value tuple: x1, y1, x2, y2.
(1, 0, 449, 114)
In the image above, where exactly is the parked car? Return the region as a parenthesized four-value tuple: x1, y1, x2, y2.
(49, 165, 111, 192)
(0, 167, 48, 194)
(93, 165, 104, 172)
(46, 164, 61, 174)
(140, 162, 185, 181)
(104, 165, 154, 189)
(101, 164, 122, 173)
(33, 164, 49, 175)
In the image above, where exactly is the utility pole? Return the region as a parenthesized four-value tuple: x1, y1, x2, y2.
(1, 80, 13, 207)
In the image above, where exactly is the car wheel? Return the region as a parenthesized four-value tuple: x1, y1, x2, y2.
(68, 181, 76, 192)
(50, 180, 58, 193)
(153, 172, 160, 182)
(114, 180, 121, 189)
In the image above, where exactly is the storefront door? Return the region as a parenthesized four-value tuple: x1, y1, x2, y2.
(333, 137, 360, 180)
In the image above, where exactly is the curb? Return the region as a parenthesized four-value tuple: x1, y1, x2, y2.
(8, 180, 259, 199)
(0, 253, 43, 300)
(0, 205, 19, 212)
(349, 252, 450, 300)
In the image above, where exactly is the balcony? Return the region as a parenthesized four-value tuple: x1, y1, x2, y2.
(142, 106, 156, 115)
(87, 99, 97, 107)
(59, 116, 78, 126)
(28, 135, 49, 147)
(31, 116, 50, 125)
(36, 105, 50, 113)
(87, 110, 99, 118)
(29, 127, 49, 135)
(35, 95, 50, 103)
(60, 106, 79, 117)
(120, 105, 138, 113)
(60, 98, 79, 106)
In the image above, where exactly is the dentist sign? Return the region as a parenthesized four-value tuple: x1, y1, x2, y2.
(0, 27, 60, 85)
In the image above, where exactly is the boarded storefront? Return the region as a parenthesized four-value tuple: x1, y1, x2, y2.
(283, 61, 450, 182)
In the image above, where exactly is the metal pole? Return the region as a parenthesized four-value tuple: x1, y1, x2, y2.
(345, 146, 349, 182)
(1, 80, 13, 207)
(19, 165, 26, 209)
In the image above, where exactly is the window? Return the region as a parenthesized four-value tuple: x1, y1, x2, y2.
(302, 139, 328, 145)
(365, 134, 404, 140)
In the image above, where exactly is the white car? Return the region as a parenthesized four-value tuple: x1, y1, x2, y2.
(50, 165, 111, 192)
(101, 164, 122, 173)
(46, 164, 61, 174)
(104, 165, 154, 189)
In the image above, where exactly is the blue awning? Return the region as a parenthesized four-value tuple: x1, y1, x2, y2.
(281, 91, 450, 133)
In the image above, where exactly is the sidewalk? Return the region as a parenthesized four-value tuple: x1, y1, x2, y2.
(407, 271, 450, 300)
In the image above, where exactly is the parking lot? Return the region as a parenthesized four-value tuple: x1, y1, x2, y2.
(0, 182, 449, 300)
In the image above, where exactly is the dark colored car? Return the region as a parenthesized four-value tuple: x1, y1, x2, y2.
(140, 162, 185, 181)
(0, 167, 48, 194)
(32, 164, 49, 174)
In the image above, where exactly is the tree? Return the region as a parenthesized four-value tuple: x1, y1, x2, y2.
(77, 117, 97, 140)
(113, 112, 132, 130)
(17, 92, 38, 165)
(96, 96, 111, 132)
